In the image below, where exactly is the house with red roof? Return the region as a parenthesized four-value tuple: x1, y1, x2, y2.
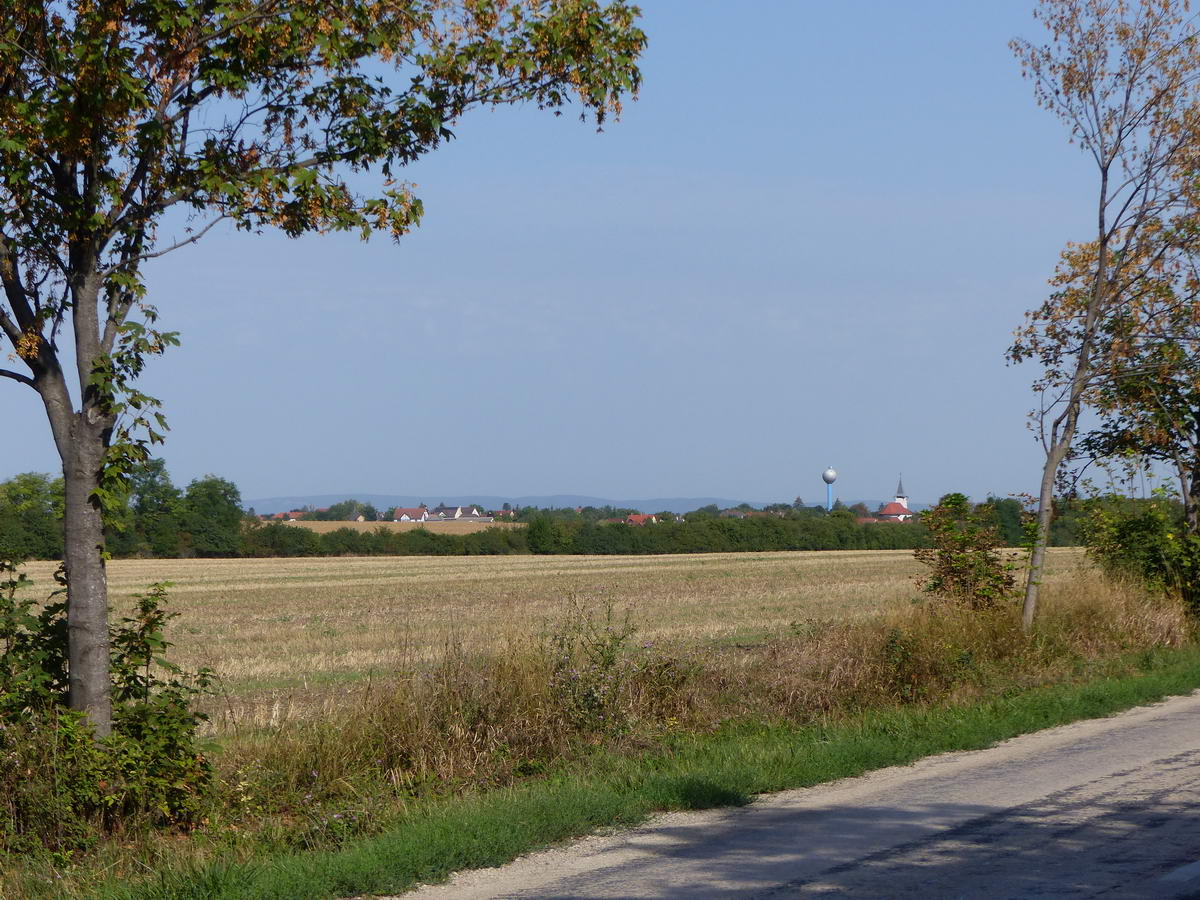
(875, 478, 914, 522)
(625, 513, 658, 526)
(263, 510, 305, 521)
(392, 506, 430, 522)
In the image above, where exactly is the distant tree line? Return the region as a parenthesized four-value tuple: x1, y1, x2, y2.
(0, 463, 244, 560)
(0, 464, 1087, 562)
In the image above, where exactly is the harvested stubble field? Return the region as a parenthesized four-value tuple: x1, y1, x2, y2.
(17, 548, 1085, 732)
(284, 519, 520, 534)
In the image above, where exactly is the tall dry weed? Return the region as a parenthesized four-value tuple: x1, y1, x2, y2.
(211, 568, 1192, 827)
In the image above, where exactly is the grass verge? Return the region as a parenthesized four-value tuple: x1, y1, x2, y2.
(100, 644, 1200, 900)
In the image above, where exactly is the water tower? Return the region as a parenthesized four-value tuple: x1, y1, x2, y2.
(822, 467, 837, 511)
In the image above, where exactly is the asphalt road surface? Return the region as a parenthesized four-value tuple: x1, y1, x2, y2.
(404, 691, 1200, 899)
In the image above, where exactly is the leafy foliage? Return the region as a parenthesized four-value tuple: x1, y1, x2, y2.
(0, 473, 63, 561)
(180, 475, 244, 556)
(0, 565, 213, 852)
(1082, 495, 1200, 612)
(1008, 0, 1200, 624)
(914, 493, 1025, 610)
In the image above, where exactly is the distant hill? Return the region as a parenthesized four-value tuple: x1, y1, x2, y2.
(245, 493, 924, 515)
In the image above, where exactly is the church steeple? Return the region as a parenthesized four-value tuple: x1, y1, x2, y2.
(895, 475, 908, 510)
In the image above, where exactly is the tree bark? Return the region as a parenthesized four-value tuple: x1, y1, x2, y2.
(37, 344, 114, 738)
(61, 415, 112, 737)
(1023, 437, 1073, 630)
(1186, 419, 1200, 536)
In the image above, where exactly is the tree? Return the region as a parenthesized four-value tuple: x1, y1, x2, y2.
(1009, 0, 1200, 628)
(985, 496, 1026, 547)
(525, 515, 558, 554)
(0, 1, 644, 735)
(0, 472, 63, 560)
(128, 457, 183, 556)
(323, 498, 365, 521)
(1079, 307, 1200, 533)
(181, 475, 243, 557)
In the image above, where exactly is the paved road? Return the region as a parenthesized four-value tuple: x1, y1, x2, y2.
(405, 692, 1200, 899)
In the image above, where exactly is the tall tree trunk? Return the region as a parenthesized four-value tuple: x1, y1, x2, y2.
(39, 346, 114, 738)
(1186, 419, 1200, 536)
(61, 417, 112, 737)
(1022, 163, 1111, 630)
(1023, 437, 1073, 630)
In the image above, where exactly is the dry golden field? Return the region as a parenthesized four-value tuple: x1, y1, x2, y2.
(16, 548, 1087, 730)
(281, 519, 520, 535)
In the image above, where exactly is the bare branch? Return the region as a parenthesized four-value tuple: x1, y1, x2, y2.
(0, 305, 22, 346)
(99, 216, 226, 278)
(0, 366, 34, 387)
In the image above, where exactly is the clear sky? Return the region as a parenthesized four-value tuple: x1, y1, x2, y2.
(1, 1, 1099, 507)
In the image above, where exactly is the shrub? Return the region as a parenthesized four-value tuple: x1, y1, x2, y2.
(0, 563, 213, 853)
(1082, 495, 1200, 612)
(914, 493, 1023, 609)
(243, 521, 323, 557)
(543, 598, 638, 734)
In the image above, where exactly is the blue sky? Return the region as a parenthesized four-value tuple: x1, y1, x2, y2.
(1, 1, 1098, 506)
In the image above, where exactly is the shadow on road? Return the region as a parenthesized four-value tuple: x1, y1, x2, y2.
(520, 753, 1200, 899)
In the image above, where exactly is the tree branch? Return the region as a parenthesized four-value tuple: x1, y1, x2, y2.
(0, 300, 23, 346)
(0, 366, 34, 388)
(99, 215, 226, 278)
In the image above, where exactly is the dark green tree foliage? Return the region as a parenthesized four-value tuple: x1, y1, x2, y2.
(180, 476, 244, 557)
(0, 473, 63, 560)
(984, 497, 1026, 547)
(98, 462, 243, 559)
(242, 521, 324, 557)
(526, 515, 571, 553)
(512, 505, 637, 523)
(129, 458, 184, 557)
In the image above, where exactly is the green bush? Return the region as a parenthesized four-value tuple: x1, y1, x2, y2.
(243, 521, 323, 557)
(914, 493, 1022, 609)
(1082, 496, 1200, 611)
(0, 564, 213, 854)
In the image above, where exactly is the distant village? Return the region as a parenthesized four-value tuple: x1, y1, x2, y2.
(263, 503, 501, 524)
(261, 480, 918, 528)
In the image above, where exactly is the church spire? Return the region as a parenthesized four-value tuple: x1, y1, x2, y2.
(896, 475, 906, 499)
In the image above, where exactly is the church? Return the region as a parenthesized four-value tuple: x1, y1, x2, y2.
(874, 478, 914, 523)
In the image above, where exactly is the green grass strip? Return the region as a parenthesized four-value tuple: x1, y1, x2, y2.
(106, 646, 1200, 900)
